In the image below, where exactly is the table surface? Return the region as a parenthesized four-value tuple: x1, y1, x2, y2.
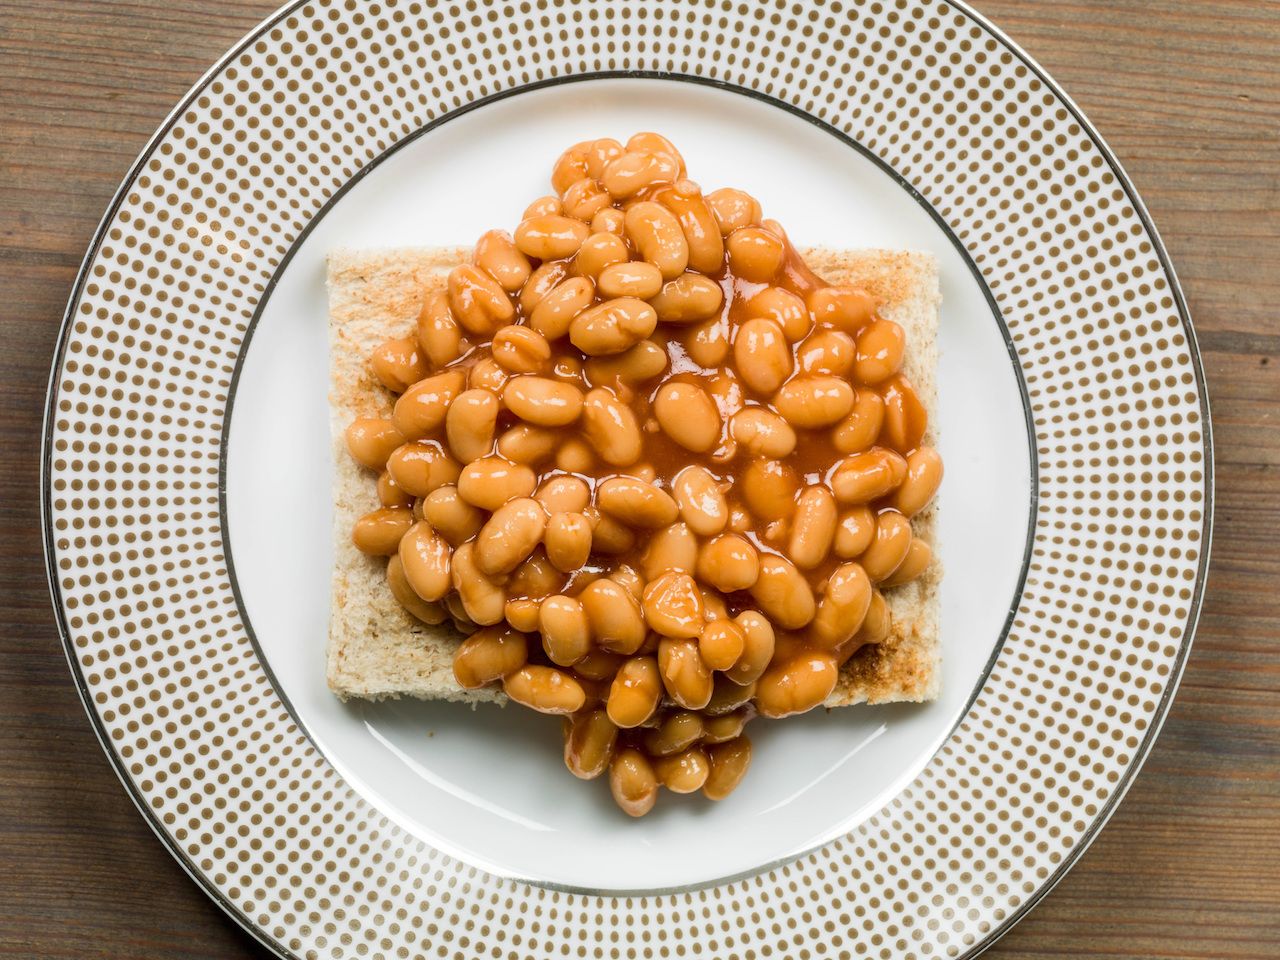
(2, 1, 1276, 957)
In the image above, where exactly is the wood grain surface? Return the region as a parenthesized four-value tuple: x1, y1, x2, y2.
(1, 1, 1276, 957)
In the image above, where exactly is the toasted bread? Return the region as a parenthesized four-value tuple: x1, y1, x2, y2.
(326, 247, 940, 706)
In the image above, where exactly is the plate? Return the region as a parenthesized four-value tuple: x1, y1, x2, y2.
(43, 0, 1212, 955)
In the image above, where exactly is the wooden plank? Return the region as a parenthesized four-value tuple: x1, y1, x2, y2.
(0, 1, 1275, 957)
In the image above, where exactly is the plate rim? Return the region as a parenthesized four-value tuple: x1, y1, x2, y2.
(38, 1, 1215, 956)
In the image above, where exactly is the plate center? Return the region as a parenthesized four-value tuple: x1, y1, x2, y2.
(224, 78, 1032, 891)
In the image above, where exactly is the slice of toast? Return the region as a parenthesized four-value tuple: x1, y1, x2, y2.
(327, 247, 941, 707)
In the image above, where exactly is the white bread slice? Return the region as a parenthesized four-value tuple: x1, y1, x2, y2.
(327, 247, 940, 706)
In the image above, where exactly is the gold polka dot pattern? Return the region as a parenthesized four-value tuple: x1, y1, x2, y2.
(43, 1, 1210, 957)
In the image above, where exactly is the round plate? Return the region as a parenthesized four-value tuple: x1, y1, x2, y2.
(43, 1, 1212, 956)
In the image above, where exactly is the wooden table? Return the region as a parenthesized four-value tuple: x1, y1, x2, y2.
(1, 1, 1275, 956)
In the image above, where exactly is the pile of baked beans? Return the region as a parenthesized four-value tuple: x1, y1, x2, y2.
(345, 133, 942, 816)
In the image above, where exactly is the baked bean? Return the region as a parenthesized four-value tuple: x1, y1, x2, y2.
(755, 652, 838, 718)
(596, 261, 663, 300)
(811, 561, 872, 649)
(797, 329, 856, 377)
(587, 509, 635, 554)
(386, 555, 448, 624)
(597, 477, 679, 529)
(570, 297, 658, 356)
(591, 206, 624, 235)
(830, 447, 908, 504)
(655, 179, 724, 274)
(697, 534, 760, 592)
(564, 708, 618, 780)
(581, 387, 644, 466)
(832, 388, 886, 454)
(535, 475, 590, 514)
(453, 626, 528, 688)
(392, 368, 467, 439)
(523, 194, 562, 218)
(788, 486, 838, 570)
(504, 665, 586, 715)
(624, 201, 689, 280)
(543, 511, 593, 572)
(740, 458, 799, 521)
(653, 746, 710, 793)
(491, 325, 551, 374)
(706, 188, 761, 236)
(551, 145, 590, 194)
(807, 286, 876, 332)
(447, 263, 515, 336)
(474, 229, 532, 293)
(773, 375, 855, 428)
(854, 318, 905, 384)
(574, 649, 625, 681)
(551, 353, 585, 383)
(528, 275, 595, 341)
(415, 290, 468, 368)
(734, 318, 792, 394)
(562, 177, 612, 220)
(649, 272, 724, 324)
(514, 214, 590, 260)
(658, 637, 714, 710)
(345, 418, 405, 470)
(609, 747, 658, 817)
(451, 541, 507, 626)
(881, 536, 932, 587)
(581, 578, 647, 654)
(699, 619, 745, 671)
(703, 736, 752, 800)
(749, 554, 816, 629)
(880, 374, 928, 453)
(625, 131, 686, 174)
(419, 485, 483, 545)
(642, 573, 705, 640)
(653, 381, 721, 453)
(446, 594, 475, 632)
(672, 465, 729, 536)
(602, 150, 680, 200)
(573, 231, 629, 280)
(456, 456, 537, 510)
(506, 547, 565, 600)
(745, 286, 811, 341)
(703, 368, 745, 423)
(467, 356, 510, 394)
(475, 498, 547, 576)
(833, 505, 877, 559)
(726, 226, 785, 283)
(585, 137, 625, 178)
(519, 260, 569, 315)
(729, 407, 796, 458)
(538, 594, 592, 666)
(377, 471, 413, 508)
(705, 676, 756, 717)
(370, 337, 427, 394)
(684, 315, 731, 367)
(352, 506, 413, 556)
(496, 423, 557, 465)
(445, 388, 499, 463)
(851, 589, 890, 651)
(606, 656, 662, 728)
(643, 711, 704, 757)
(558, 440, 597, 475)
(609, 564, 644, 604)
(640, 522, 698, 581)
(386, 441, 461, 497)
(502, 376, 584, 427)
(584, 339, 668, 385)
(724, 610, 775, 685)
(892, 446, 943, 517)
(858, 511, 913, 582)
(397, 521, 452, 602)
(701, 708, 749, 745)
(504, 597, 542, 633)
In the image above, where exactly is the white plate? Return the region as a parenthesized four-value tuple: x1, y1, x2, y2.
(225, 77, 1033, 891)
(44, 1, 1212, 955)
